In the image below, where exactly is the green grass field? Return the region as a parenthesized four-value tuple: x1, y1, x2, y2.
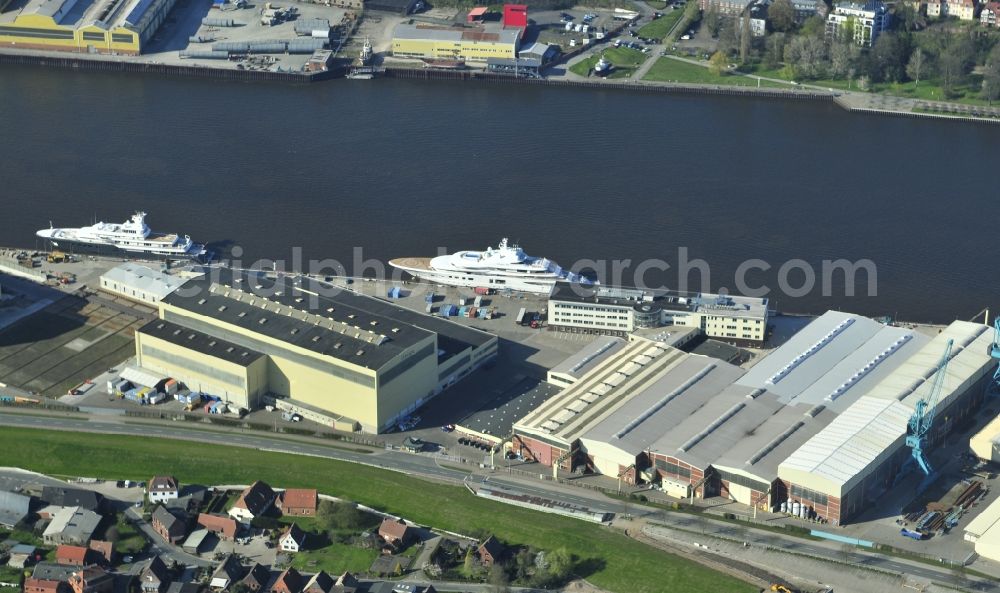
(645, 58, 793, 87)
(570, 47, 648, 78)
(0, 428, 756, 593)
(637, 9, 683, 40)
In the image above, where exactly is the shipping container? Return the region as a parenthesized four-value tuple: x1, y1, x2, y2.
(148, 393, 164, 405)
(474, 287, 490, 295)
(425, 303, 434, 314)
(425, 293, 435, 303)
(515, 308, 526, 325)
(164, 379, 179, 395)
(474, 295, 483, 307)
(467, 307, 477, 318)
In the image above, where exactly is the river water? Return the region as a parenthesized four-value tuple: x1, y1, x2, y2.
(1, 65, 997, 322)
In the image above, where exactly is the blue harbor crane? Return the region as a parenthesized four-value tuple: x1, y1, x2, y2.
(905, 338, 954, 482)
(989, 316, 1000, 396)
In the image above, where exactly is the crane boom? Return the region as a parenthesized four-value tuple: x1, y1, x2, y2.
(905, 339, 954, 476)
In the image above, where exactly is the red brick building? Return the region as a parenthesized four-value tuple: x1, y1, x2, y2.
(277, 489, 317, 517)
(56, 546, 93, 567)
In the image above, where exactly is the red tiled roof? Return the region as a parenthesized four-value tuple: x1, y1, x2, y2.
(378, 518, 410, 540)
(279, 489, 317, 511)
(149, 476, 178, 492)
(56, 545, 89, 564)
(197, 514, 238, 538)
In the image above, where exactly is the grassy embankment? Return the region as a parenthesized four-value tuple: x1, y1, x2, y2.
(0, 427, 757, 593)
(570, 46, 648, 78)
(645, 57, 795, 87)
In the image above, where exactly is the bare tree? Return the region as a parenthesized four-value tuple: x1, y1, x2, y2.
(906, 48, 925, 85)
(740, 10, 751, 65)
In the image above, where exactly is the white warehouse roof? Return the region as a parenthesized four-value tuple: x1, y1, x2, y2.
(777, 396, 912, 497)
(738, 311, 928, 412)
(101, 263, 191, 301)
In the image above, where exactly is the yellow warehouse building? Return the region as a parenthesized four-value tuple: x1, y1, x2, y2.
(0, 0, 179, 54)
(391, 22, 519, 63)
(135, 270, 497, 433)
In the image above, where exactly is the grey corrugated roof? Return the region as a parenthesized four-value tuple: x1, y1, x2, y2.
(101, 264, 192, 301)
(737, 311, 927, 412)
(548, 336, 626, 380)
(578, 355, 747, 467)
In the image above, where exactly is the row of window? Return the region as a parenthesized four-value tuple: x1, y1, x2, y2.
(790, 484, 829, 506)
(654, 458, 692, 479)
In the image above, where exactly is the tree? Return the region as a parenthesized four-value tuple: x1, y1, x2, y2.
(895, 2, 926, 32)
(830, 41, 860, 79)
(871, 33, 907, 83)
(105, 526, 120, 543)
(488, 563, 511, 593)
(769, 0, 796, 32)
(906, 47, 925, 84)
(800, 14, 825, 38)
(784, 35, 827, 79)
(316, 500, 366, 531)
(717, 18, 739, 56)
(546, 548, 574, 582)
(938, 36, 975, 94)
(740, 9, 752, 64)
(462, 547, 476, 577)
(709, 51, 729, 75)
(764, 32, 786, 69)
(981, 52, 1000, 104)
(705, 3, 722, 38)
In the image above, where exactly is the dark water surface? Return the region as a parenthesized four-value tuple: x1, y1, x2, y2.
(1, 66, 997, 322)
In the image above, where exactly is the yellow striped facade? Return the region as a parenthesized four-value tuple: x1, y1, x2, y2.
(0, 14, 140, 53)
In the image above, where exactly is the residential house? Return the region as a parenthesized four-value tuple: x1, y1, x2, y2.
(277, 489, 317, 517)
(825, 0, 891, 47)
(139, 557, 171, 593)
(700, 0, 753, 15)
(41, 488, 103, 513)
(368, 556, 410, 577)
(165, 583, 201, 593)
(240, 564, 271, 592)
(332, 573, 359, 593)
(377, 518, 413, 547)
(747, 1, 768, 36)
(928, 0, 977, 18)
(209, 555, 245, 590)
(197, 514, 238, 540)
(9, 544, 39, 568)
(982, 1, 1000, 24)
(43, 507, 102, 546)
(0, 490, 31, 528)
(31, 563, 79, 583)
(278, 524, 306, 554)
(228, 482, 276, 523)
(87, 541, 114, 565)
(476, 536, 506, 567)
(302, 571, 334, 593)
(68, 565, 114, 593)
(24, 578, 68, 593)
(148, 477, 179, 504)
(167, 487, 207, 514)
(152, 506, 187, 544)
(55, 546, 94, 566)
(269, 568, 301, 593)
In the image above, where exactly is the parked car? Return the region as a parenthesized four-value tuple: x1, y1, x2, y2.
(441, 424, 455, 432)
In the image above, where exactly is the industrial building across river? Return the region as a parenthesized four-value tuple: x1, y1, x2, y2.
(78, 260, 1000, 529)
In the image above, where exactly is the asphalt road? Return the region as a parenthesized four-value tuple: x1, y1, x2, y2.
(1, 411, 991, 592)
